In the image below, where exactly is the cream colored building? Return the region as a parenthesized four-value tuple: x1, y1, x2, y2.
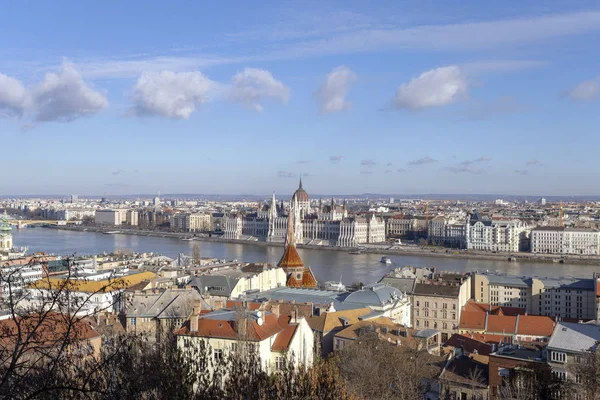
(473, 272, 597, 320)
(173, 212, 212, 232)
(188, 264, 287, 300)
(175, 309, 314, 373)
(412, 274, 471, 342)
(530, 227, 600, 255)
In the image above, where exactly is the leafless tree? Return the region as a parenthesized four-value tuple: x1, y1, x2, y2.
(192, 243, 201, 266)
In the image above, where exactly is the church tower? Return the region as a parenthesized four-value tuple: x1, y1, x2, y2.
(277, 202, 317, 288)
(0, 210, 13, 252)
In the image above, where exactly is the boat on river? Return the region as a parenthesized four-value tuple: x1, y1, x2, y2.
(380, 256, 393, 265)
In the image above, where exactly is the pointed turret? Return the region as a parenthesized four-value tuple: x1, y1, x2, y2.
(277, 200, 317, 288)
(299, 177, 303, 190)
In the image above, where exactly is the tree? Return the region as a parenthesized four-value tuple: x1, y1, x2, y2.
(192, 243, 201, 266)
(0, 256, 356, 399)
(567, 350, 600, 400)
(498, 363, 565, 400)
(336, 332, 435, 400)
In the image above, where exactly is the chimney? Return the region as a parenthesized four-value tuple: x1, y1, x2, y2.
(190, 315, 199, 332)
(291, 307, 298, 324)
(192, 301, 203, 315)
(271, 304, 280, 317)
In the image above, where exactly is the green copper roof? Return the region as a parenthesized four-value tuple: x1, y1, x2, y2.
(0, 210, 12, 233)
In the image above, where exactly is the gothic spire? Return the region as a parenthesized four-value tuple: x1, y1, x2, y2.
(299, 176, 303, 189)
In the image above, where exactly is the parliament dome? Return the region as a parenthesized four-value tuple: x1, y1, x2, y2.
(293, 178, 309, 203)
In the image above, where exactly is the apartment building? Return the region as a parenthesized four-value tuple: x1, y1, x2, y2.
(412, 273, 471, 342)
(546, 321, 600, 387)
(466, 218, 530, 252)
(172, 212, 212, 232)
(473, 272, 598, 320)
(530, 227, 600, 255)
(175, 308, 314, 373)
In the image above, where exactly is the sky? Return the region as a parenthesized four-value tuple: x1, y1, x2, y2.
(1, 1, 599, 197)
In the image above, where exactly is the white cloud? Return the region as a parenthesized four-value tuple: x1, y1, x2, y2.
(230, 68, 290, 111)
(407, 156, 437, 166)
(131, 70, 218, 119)
(0, 73, 28, 117)
(315, 66, 357, 114)
(361, 159, 376, 167)
(31, 62, 108, 122)
(562, 78, 600, 102)
(0, 62, 107, 124)
(394, 66, 468, 110)
(330, 155, 344, 163)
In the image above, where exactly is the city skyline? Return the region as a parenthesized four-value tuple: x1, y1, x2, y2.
(1, 1, 600, 195)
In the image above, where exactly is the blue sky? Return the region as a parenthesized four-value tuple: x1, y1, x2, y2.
(1, 1, 599, 196)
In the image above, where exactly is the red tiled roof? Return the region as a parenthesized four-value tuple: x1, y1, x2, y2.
(271, 316, 298, 352)
(516, 315, 555, 336)
(462, 300, 525, 316)
(445, 333, 493, 356)
(176, 312, 285, 342)
(0, 313, 100, 348)
(278, 244, 304, 269)
(286, 267, 318, 289)
(460, 311, 486, 331)
(486, 314, 517, 334)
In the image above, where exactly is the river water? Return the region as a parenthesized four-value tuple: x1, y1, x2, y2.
(11, 228, 600, 285)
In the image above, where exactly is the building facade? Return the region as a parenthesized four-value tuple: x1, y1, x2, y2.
(412, 274, 471, 342)
(530, 227, 600, 255)
(473, 272, 598, 320)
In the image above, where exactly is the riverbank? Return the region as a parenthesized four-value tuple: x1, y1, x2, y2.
(42, 225, 600, 266)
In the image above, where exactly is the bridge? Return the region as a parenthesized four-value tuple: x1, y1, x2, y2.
(8, 220, 81, 227)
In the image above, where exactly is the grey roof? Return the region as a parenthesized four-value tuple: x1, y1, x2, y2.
(539, 277, 594, 290)
(413, 283, 460, 297)
(547, 322, 600, 353)
(414, 329, 440, 339)
(481, 274, 531, 288)
(203, 308, 269, 322)
(242, 287, 342, 307)
(378, 277, 416, 294)
(241, 284, 405, 312)
(189, 275, 240, 297)
(343, 284, 404, 306)
(127, 288, 205, 319)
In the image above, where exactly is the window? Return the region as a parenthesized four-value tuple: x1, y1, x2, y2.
(425, 301, 429, 308)
(416, 301, 420, 307)
(452, 304, 456, 310)
(275, 356, 286, 371)
(213, 348, 223, 362)
(551, 351, 566, 363)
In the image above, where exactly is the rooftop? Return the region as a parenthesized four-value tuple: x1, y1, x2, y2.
(547, 322, 600, 354)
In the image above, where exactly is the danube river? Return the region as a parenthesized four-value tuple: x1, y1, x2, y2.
(12, 228, 600, 285)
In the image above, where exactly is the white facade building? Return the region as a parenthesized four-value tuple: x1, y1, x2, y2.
(530, 227, 600, 255)
(466, 218, 530, 252)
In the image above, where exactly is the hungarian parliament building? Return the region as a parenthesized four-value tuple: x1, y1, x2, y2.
(223, 179, 385, 247)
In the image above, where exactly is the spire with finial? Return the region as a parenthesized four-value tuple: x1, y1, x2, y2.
(299, 177, 303, 189)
